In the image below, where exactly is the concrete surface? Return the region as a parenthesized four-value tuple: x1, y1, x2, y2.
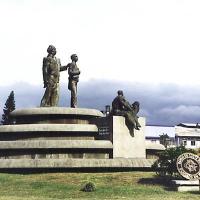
(0, 140, 113, 149)
(171, 180, 200, 192)
(11, 107, 103, 117)
(0, 158, 155, 168)
(0, 124, 98, 133)
(112, 116, 146, 158)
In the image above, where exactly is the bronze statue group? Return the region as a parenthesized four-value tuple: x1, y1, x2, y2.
(40, 45, 80, 108)
(40, 45, 140, 135)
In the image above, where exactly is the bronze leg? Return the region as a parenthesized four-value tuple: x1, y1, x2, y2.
(70, 80, 77, 108)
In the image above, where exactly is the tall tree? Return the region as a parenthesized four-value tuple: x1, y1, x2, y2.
(1, 91, 15, 125)
(159, 133, 170, 148)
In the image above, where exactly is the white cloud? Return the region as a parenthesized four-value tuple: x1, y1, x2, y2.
(0, 0, 200, 86)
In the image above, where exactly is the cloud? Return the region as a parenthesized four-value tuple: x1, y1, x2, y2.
(157, 105, 200, 125)
(1, 0, 200, 86)
(1, 80, 200, 126)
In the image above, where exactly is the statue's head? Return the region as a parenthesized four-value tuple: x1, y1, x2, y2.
(71, 54, 78, 62)
(132, 101, 140, 107)
(47, 45, 56, 56)
(117, 90, 123, 96)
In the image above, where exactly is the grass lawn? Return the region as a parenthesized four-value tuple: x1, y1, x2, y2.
(0, 171, 199, 200)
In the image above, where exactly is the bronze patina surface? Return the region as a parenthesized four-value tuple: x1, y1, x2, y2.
(40, 45, 67, 107)
(111, 90, 141, 135)
(66, 54, 80, 108)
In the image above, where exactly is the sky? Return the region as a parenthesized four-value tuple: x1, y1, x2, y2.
(1, 0, 200, 126)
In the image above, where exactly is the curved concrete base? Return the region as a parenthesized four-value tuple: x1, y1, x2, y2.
(11, 107, 103, 117)
(0, 107, 110, 161)
(0, 158, 155, 169)
(0, 124, 98, 133)
(11, 107, 103, 124)
(0, 140, 113, 149)
(0, 107, 148, 169)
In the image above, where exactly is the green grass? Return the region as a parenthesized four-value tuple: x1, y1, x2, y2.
(0, 172, 198, 200)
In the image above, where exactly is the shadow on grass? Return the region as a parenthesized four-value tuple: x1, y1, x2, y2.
(188, 191, 200, 195)
(0, 167, 152, 175)
(138, 175, 175, 191)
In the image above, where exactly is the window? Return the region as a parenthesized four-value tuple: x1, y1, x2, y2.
(182, 140, 187, 146)
(191, 141, 195, 146)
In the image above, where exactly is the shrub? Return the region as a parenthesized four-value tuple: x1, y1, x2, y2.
(197, 148, 200, 156)
(152, 146, 195, 178)
(81, 182, 96, 192)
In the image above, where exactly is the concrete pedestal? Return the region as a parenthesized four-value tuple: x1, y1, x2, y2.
(0, 108, 150, 170)
(111, 116, 145, 158)
(171, 180, 200, 192)
(0, 107, 111, 160)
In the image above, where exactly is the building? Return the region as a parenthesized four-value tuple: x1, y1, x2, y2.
(145, 125, 175, 158)
(175, 123, 200, 149)
(145, 125, 175, 146)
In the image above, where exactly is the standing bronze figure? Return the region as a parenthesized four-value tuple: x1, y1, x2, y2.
(40, 45, 66, 107)
(67, 54, 80, 108)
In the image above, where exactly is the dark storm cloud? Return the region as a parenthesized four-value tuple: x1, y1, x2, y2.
(1, 80, 200, 126)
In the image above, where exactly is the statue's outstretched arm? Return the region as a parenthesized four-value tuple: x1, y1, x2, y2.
(60, 63, 70, 72)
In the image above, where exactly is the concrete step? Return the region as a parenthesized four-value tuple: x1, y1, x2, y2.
(0, 124, 98, 133)
(0, 158, 155, 169)
(11, 107, 104, 117)
(10, 107, 104, 124)
(0, 140, 113, 149)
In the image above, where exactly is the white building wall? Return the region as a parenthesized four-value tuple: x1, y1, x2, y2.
(184, 139, 200, 149)
(175, 125, 200, 149)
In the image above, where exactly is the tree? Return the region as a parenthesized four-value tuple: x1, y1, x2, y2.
(1, 91, 15, 125)
(159, 133, 170, 148)
(152, 146, 195, 178)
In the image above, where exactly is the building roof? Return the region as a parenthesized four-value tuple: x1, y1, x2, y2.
(177, 123, 200, 128)
(175, 125, 200, 137)
(145, 141, 165, 150)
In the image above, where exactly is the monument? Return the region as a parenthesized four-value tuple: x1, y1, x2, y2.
(171, 153, 200, 192)
(110, 90, 145, 158)
(0, 46, 150, 171)
(40, 45, 80, 108)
